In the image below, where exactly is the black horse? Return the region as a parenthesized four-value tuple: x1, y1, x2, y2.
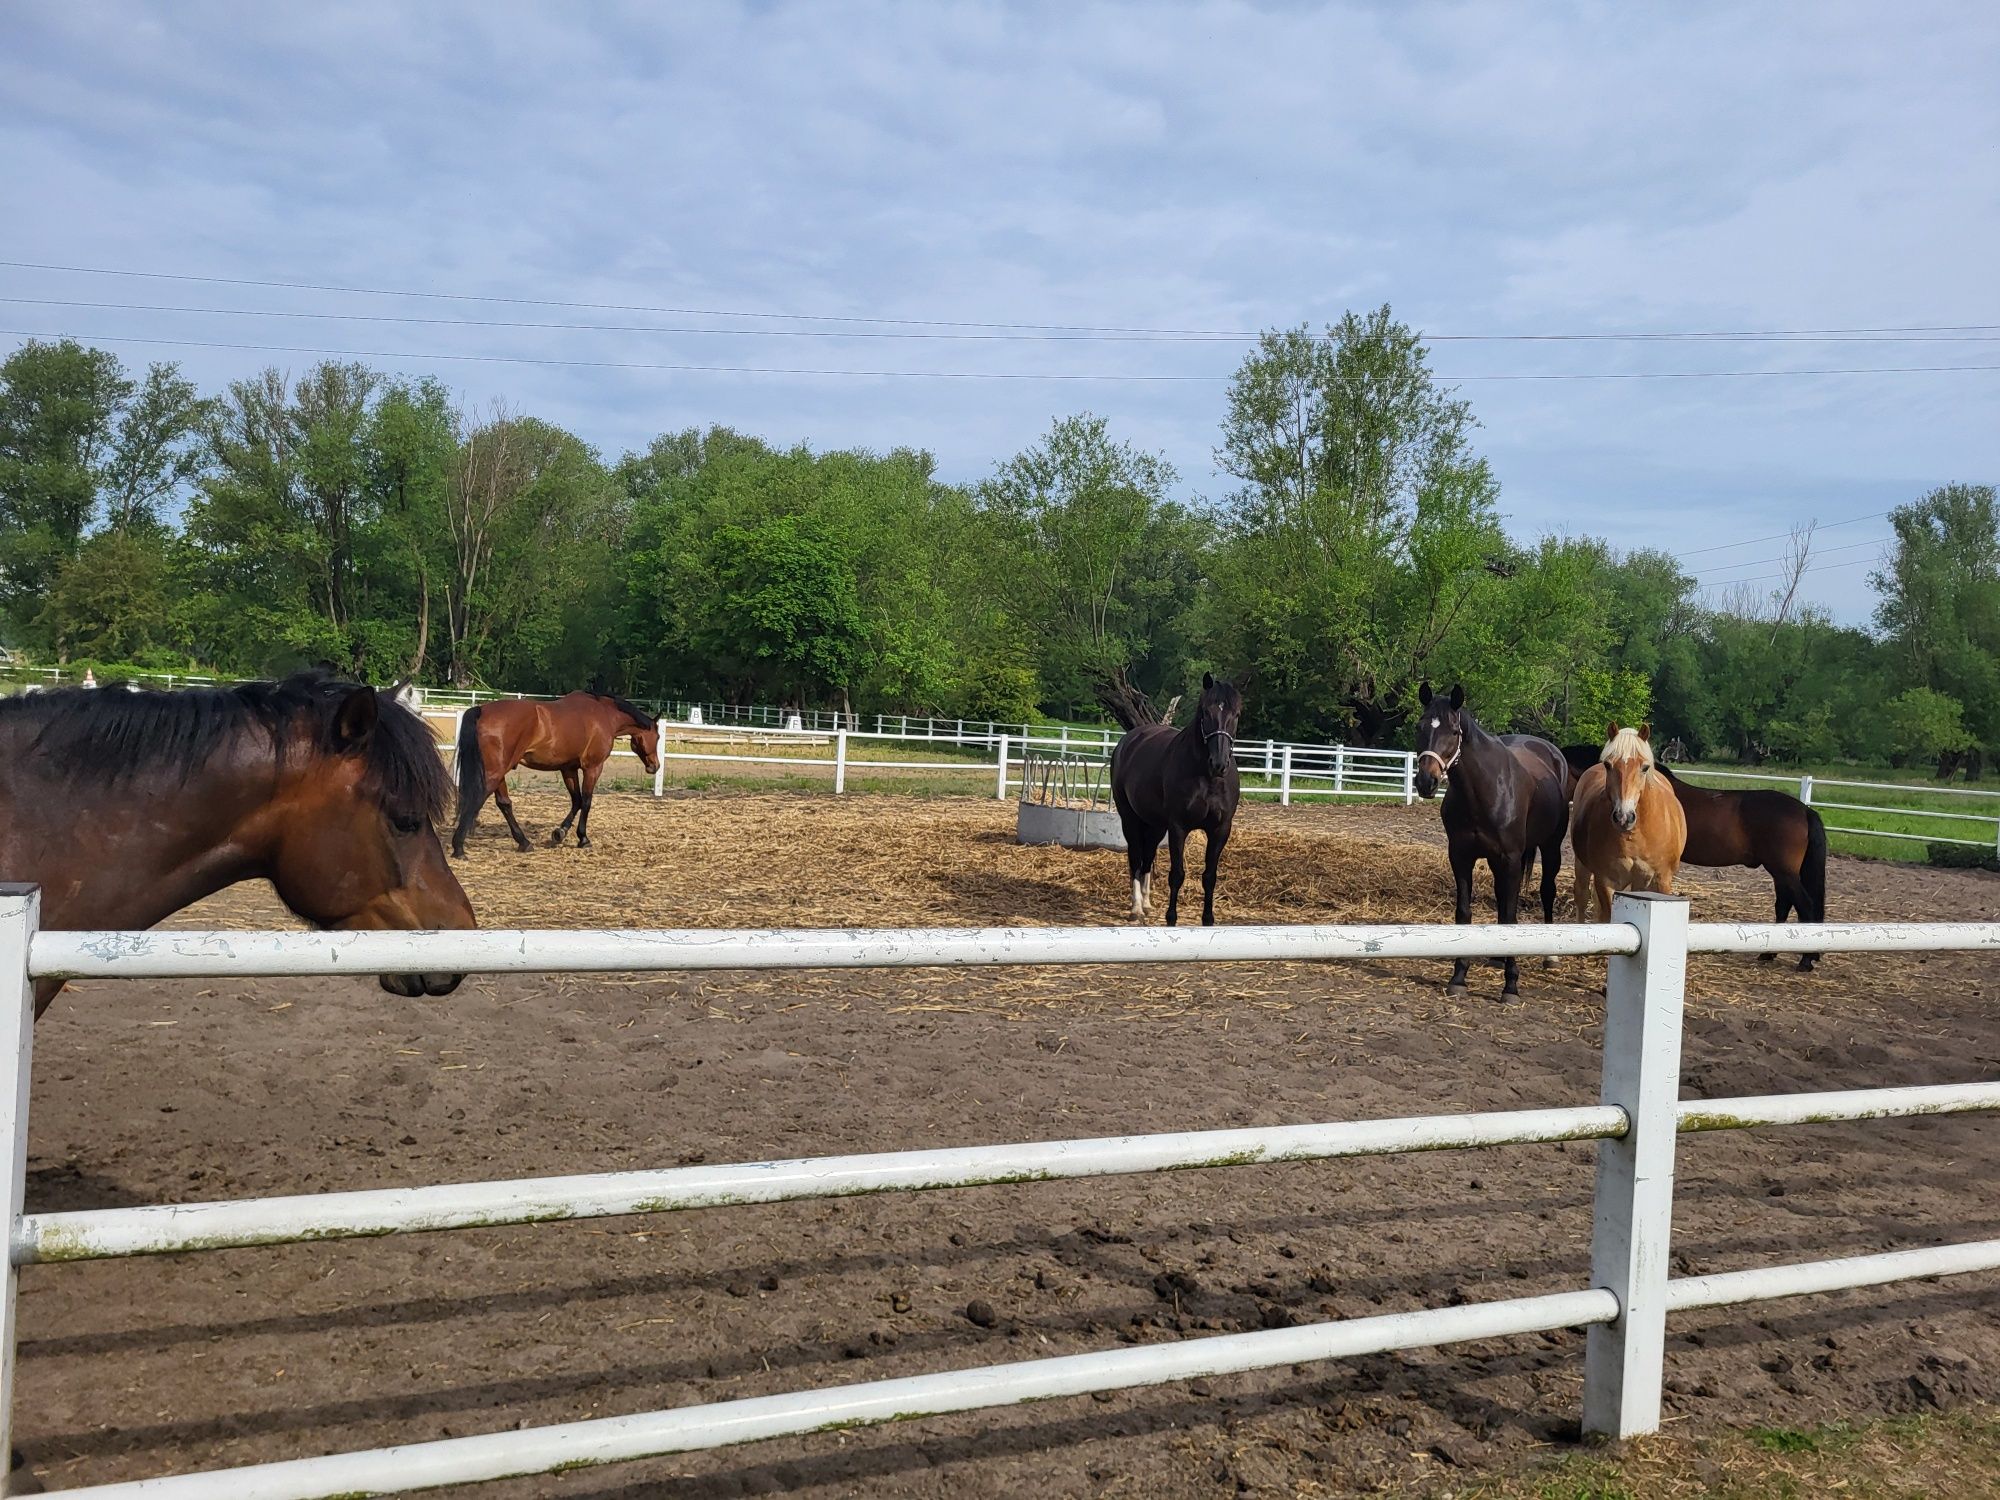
(1416, 684, 1572, 999)
(1110, 673, 1243, 926)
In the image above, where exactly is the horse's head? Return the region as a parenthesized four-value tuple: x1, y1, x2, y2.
(1599, 721, 1655, 833)
(628, 717, 662, 776)
(1413, 682, 1466, 799)
(268, 683, 475, 997)
(1195, 672, 1242, 777)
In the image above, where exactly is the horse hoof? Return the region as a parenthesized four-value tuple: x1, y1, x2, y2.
(1757, 952, 1776, 964)
(1798, 957, 1819, 974)
(1540, 956, 1560, 970)
(548, 831, 565, 846)
(513, 842, 533, 854)
(577, 837, 592, 849)
(1445, 982, 1468, 998)
(1499, 990, 1521, 1004)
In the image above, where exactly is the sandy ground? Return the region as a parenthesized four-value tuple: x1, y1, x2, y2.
(12, 787, 1999, 1496)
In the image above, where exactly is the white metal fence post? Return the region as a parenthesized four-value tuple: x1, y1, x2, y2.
(834, 731, 849, 795)
(1264, 739, 1275, 775)
(0, 884, 38, 1495)
(995, 734, 1010, 800)
(1402, 754, 1416, 805)
(1583, 890, 1688, 1440)
(1333, 746, 1347, 797)
(1279, 746, 1294, 806)
(653, 719, 667, 798)
(1798, 774, 1814, 805)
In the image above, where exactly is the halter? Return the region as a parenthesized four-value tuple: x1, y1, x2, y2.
(1418, 741, 1461, 774)
(1203, 725, 1236, 770)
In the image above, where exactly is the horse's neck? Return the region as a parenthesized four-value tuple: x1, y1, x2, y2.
(1451, 719, 1512, 807)
(9, 752, 279, 932)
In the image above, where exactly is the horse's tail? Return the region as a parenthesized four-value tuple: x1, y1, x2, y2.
(454, 706, 486, 826)
(1801, 805, 1828, 924)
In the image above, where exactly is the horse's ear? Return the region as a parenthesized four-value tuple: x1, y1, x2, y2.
(1418, 681, 1433, 707)
(1448, 684, 1464, 710)
(333, 685, 379, 751)
(1606, 721, 1621, 742)
(1202, 671, 1214, 691)
(1639, 722, 1652, 742)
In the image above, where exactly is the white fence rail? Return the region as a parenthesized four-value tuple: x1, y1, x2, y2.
(1, 890, 1996, 1496)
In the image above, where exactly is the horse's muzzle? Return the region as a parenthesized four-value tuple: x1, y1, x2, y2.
(379, 972, 466, 997)
(1414, 772, 1439, 799)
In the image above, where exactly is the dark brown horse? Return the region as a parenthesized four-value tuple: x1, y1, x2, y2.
(453, 693, 660, 856)
(1561, 746, 1828, 970)
(1110, 673, 1242, 926)
(1415, 683, 1572, 999)
(0, 671, 475, 1016)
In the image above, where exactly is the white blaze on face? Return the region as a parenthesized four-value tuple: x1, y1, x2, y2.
(1599, 727, 1655, 826)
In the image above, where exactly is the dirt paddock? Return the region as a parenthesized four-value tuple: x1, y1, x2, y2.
(15, 786, 2000, 1495)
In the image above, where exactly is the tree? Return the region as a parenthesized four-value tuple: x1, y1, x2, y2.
(1882, 687, 1972, 769)
(1873, 484, 2000, 762)
(710, 515, 867, 705)
(1207, 307, 1506, 742)
(978, 414, 1183, 712)
(0, 340, 207, 648)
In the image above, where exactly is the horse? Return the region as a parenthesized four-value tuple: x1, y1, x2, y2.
(1109, 673, 1242, 926)
(0, 671, 475, 1017)
(452, 692, 661, 856)
(1563, 745, 1827, 969)
(1413, 682, 1572, 1000)
(1569, 724, 1687, 923)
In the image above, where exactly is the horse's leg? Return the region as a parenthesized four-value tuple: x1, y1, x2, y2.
(1446, 842, 1476, 996)
(1121, 816, 1154, 919)
(1539, 835, 1564, 967)
(1200, 823, 1230, 927)
(493, 775, 533, 852)
(1593, 875, 1614, 924)
(550, 768, 583, 846)
(1493, 854, 1524, 999)
(1163, 827, 1189, 927)
(576, 763, 604, 847)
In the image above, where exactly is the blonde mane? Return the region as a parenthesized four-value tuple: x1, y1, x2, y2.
(1600, 725, 1655, 768)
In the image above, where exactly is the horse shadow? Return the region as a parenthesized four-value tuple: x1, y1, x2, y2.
(24, 1161, 153, 1214)
(924, 868, 1100, 924)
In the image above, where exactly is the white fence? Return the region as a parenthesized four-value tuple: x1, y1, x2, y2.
(1675, 766, 2000, 853)
(1, 888, 1997, 1496)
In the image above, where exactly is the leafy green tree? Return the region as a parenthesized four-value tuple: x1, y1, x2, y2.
(1882, 687, 1972, 768)
(1873, 484, 2000, 760)
(36, 529, 175, 661)
(1208, 307, 1505, 741)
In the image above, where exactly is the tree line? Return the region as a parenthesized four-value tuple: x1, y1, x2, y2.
(2, 311, 1995, 774)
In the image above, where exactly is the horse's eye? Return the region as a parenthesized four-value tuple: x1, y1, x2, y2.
(391, 814, 424, 836)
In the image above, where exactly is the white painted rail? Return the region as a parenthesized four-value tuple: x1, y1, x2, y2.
(0, 887, 1994, 1497)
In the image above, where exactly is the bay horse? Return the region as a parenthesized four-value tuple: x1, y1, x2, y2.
(1570, 724, 1687, 923)
(1110, 673, 1242, 926)
(452, 693, 660, 856)
(0, 671, 474, 1017)
(1563, 746, 1827, 970)
(1413, 683, 1571, 999)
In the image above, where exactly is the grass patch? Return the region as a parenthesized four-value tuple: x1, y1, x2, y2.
(1405, 1409, 2000, 1499)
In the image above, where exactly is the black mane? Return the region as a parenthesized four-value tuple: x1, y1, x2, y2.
(1, 671, 451, 820)
(600, 693, 653, 729)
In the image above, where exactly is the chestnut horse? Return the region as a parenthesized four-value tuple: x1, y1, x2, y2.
(1413, 683, 1572, 1000)
(1570, 724, 1687, 923)
(0, 671, 475, 1017)
(452, 692, 660, 856)
(1562, 745, 1827, 970)
(1110, 673, 1243, 926)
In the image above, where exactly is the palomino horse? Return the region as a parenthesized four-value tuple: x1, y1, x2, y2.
(1562, 745, 1826, 969)
(1414, 683, 1572, 999)
(1110, 673, 1243, 926)
(1570, 724, 1687, 923)
(0, 671, 474, 1016)
(453, 693, 661, 856)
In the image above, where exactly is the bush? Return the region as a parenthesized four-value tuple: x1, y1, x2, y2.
(1927, 841, 1999, 872)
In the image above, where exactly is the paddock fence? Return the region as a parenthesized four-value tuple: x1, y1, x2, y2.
(1673, 765, 2000, 855)
(1, 890, 1996, 1497)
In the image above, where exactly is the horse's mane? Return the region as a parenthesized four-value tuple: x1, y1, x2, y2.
(1, 670, 451, 820)
(1601, 726, 1656, 768)
(596, 693, 653, 729)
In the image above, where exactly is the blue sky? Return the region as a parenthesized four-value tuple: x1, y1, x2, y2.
(3, 1, 1996, 623)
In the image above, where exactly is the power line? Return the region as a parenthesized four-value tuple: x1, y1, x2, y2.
(1689, 534, 1891, 579)
(1691, 554, 1884, 591)
(6, 259, 2000, 345)
(9, 328, 2000, 385)
(0, 329, 1225, 382)
(1676, 509, 1892, 557)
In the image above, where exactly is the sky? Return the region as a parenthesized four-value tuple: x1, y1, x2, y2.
(3, 1, 1997, 624)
